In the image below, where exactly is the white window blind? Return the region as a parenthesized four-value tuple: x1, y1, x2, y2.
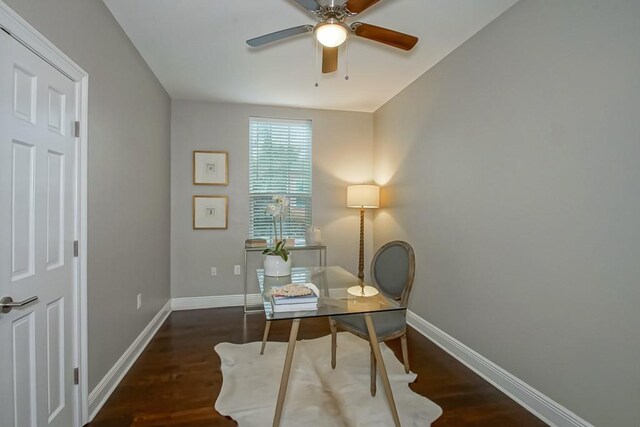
(249, 117, 312, 240)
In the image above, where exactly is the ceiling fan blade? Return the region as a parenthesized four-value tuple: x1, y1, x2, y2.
(292, 0, 322, 13)
(322, 46, 338, 74)
(351, 23, 418, 51)
(344, 0, 381, 14)
(247, 25, 314, 47)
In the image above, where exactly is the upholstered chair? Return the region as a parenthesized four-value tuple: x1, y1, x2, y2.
(329, 240, 415, 396)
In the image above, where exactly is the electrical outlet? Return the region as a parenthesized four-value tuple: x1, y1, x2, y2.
(211, 267, 217, 276)
(136, 293, 142, 310)
(234, 265, 241, 275)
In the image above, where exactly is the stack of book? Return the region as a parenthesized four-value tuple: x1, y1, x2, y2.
(270, 283, 319, 313)
(245, 238, 267, 248)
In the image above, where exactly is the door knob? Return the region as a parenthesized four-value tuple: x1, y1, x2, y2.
(0, 296, 38, 314)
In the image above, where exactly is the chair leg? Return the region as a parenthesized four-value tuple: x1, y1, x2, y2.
(370, 346, 377, 396)
(329, 319, 337, 369)
(260, 320, 271, 355)
(401, 333, 410, 374)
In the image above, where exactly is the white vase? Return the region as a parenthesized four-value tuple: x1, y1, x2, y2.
(264, 254, 292, 277)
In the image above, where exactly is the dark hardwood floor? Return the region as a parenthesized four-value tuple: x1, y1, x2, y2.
(89, 307, 547, 426)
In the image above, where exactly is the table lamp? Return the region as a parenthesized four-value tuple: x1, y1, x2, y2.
(347, 184, 380, 297)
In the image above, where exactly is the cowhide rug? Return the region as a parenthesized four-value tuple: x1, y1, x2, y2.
(215, 332, 442, 426)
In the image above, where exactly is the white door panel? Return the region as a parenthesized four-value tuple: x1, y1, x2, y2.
(1, 29, 77, 427)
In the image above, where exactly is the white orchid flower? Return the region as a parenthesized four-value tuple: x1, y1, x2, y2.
(265, 202, 284, 218)
(266, 195, 290, 247)
(273, 195, 290, 207)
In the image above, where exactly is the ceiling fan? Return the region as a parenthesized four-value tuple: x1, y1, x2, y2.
(246, 0, 419, 74)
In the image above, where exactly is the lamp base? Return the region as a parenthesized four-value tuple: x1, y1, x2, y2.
(347, 285, 379, 297)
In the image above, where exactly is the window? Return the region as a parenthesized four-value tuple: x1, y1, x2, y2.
(249, 117, 312, 241)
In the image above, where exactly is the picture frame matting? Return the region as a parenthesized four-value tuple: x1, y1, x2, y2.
(193, 195, 228, 229)
(193, 150, 228, 185)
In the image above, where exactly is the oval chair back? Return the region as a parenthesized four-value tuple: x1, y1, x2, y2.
(370, 241, 415, 306)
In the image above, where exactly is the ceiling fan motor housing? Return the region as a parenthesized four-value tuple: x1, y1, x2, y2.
(311, 4, 357, 22)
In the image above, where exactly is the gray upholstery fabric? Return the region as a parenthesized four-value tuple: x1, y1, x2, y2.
(332, 311, 406, 340)
(374, 245, 410, 301)
(333, 241, 414, 341)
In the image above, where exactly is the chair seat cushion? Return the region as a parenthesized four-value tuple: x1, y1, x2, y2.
(332, 310, 406, 340)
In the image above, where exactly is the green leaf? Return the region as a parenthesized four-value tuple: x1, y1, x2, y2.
(282, 251, 288, 262)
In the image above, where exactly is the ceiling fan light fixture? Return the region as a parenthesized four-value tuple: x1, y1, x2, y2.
(315, 21, 348, 47)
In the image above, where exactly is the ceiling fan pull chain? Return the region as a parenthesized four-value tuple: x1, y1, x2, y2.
(345, 37, 350, 81)
(315, 38, 320, 87)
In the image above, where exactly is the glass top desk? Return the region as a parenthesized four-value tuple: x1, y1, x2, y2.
(257, 266, 405, 427)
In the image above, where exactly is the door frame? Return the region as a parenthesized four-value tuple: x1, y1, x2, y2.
(0, 2, 89, 425)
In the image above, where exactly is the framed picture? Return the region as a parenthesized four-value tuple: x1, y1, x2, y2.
(193, 151, 228, 185)
(193, 196, 228, 229)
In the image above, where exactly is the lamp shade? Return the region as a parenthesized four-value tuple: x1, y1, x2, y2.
(347, 184, 380, 209)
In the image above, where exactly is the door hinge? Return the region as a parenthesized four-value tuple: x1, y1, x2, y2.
(73, 240, 79, 257)
(73, 368, 79, 385)
(74, 121, 80, 138)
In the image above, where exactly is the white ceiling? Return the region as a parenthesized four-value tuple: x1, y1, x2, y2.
(103, 0, 518, 112)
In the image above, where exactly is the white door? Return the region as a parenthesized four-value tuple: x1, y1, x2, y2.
(0, 29, 77, 427)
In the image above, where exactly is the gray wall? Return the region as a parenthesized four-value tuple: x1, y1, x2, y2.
(4, 0, 172, 390)
(171, 100, 374, 298)
(373, 0, 640, 425)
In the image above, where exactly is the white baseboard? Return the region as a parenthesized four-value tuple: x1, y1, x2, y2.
(171, 293, 263, 311)
(88, 300, 172, 421)
(87, 295, 261, 420)
(406, 311, 593, 427)
(87, 296, 592, 427)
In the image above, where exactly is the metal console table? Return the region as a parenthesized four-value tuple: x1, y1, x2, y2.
(243, 244, 326, 313)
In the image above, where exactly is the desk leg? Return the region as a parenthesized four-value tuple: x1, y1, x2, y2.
(260, 321, 271, 355)
(273, 319, 300, 427)
(243, 250, 248, 313)
(364, 314, 401, 427)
